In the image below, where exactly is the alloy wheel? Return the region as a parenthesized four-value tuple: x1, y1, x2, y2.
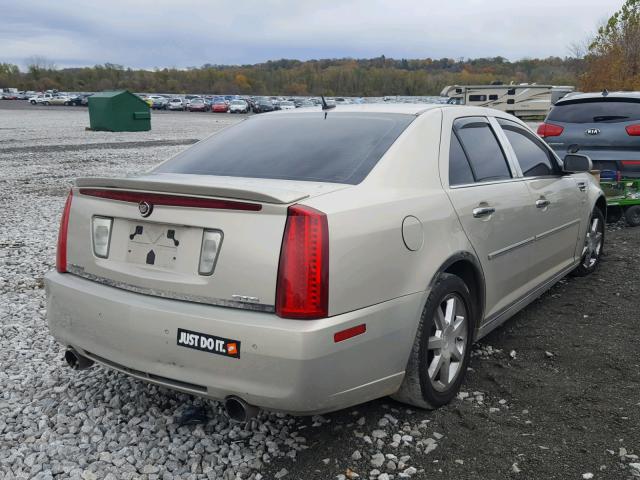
(582, 216, 603, 269)
(427, 293, 468, 392)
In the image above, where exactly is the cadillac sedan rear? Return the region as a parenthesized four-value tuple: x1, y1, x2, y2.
(45, 109, 422, 416)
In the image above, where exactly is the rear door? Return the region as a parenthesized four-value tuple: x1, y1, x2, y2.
(444, 116, 538, 319)
(497, 117, 582, 283)
(544, 98, 640, 176)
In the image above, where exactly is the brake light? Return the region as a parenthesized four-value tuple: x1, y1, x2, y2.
(625, 124, 640, 136)
(79, 189, 261, 212)
(276, 205, 329, 319)
(537, 123, 564, 138)
(56, 189, 73, 273)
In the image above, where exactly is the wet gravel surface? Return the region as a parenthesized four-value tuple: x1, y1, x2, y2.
(1, 103, 639, 480)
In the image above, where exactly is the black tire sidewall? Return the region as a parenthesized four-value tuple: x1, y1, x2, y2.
(417, 274, 476, 407)
(625, 205, 640, 227)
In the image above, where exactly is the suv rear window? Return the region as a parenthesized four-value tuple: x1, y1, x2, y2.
(155, 113, 414, 184)
(548, 99, 640, 124)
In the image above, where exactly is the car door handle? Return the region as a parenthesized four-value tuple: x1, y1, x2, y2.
(577, 182, 587, 192)
(472, 207, 496, 218)
(536, 199, 551, 208)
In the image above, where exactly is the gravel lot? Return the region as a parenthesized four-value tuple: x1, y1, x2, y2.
(1, 102, 639, 480)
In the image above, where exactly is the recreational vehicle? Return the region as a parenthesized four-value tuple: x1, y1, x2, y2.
(440, 84, 574, 118)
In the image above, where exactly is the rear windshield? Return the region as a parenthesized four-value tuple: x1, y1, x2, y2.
(154, 112, 414, 184)
(548, 99, 640, 124)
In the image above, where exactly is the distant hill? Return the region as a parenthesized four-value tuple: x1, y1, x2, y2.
(0, 56, 582, 95)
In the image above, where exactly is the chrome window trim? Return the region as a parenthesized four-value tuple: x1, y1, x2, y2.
(448, 176, 527, 190)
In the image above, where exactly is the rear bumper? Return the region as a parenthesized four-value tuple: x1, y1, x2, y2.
(45, 271, 423, 414)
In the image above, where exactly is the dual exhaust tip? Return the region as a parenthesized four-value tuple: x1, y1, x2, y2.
(64, 348, 259, 422)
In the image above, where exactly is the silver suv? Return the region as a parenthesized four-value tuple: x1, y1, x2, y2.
(46, 105, 606, 419)
(538, 91, 640, 178)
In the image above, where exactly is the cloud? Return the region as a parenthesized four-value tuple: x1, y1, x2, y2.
(0, 0, 618, 69)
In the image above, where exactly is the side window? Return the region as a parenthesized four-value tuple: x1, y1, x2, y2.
(498, 119, 559, 176)
(469, 95, 487, 102)
(454, 117, 512, 182)
(449, 132, 475, 186)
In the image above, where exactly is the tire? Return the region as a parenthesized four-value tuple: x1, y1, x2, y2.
(30, 100, 36, 105)
(572, 207, 605, 277)
(392, 273, 476, 409)
(625, 205, 640, 227)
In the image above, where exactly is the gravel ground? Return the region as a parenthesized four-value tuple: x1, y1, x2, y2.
(1, 103, 639, 480)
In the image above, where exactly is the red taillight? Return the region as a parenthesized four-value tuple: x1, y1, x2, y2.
(56, 189, 73, 273)
(537, 123, 564, 138)
(625, 124, 640, 136)
(276, 205, 329, 319)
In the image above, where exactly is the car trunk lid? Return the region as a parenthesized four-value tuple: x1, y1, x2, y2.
(66, 175, 348, 310)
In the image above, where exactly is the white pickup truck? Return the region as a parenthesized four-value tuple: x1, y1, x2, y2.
(29, 93, 53, 105)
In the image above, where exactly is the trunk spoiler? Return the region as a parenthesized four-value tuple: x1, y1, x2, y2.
(75, 174, 313, 205)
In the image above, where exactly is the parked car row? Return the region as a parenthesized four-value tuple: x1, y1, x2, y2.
(2, 88, 353, 115)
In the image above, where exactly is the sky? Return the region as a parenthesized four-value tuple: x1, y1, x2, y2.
(0, 0, 622, 70)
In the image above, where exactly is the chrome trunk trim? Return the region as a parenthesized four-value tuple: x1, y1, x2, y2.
(67, 264, 275, 313)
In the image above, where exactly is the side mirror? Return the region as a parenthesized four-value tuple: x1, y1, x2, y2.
(563, 154, 592, 173)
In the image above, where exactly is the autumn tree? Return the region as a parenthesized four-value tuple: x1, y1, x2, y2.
(582, 0, 640, 90)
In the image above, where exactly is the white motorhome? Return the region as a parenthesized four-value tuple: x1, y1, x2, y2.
(440, 84, 574, 118)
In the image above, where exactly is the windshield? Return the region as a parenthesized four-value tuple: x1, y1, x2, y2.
(154, 112, 414, 184)
(548, 98, 640, 123)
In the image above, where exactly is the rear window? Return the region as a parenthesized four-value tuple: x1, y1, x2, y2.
(155, 113, 414, 184)
(548, 99, 640, 124)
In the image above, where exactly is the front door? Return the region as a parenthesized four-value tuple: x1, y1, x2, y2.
(496, 118, 582, 284)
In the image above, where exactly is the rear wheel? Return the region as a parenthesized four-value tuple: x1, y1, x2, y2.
(392, 273, 475, 409)
(572, 207, 604, 277)
(625, 205, 640, 227)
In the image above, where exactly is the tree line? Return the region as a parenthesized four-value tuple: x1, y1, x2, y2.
(0, 56, 583, 96)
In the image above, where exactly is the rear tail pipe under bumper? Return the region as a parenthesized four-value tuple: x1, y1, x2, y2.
(64, 348, 94, 371)
(224, 396, 259, 422)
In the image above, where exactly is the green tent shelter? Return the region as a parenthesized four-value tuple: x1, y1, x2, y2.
(88, 90, 151, 132)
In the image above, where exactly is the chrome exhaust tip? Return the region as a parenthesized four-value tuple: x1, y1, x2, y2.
(223, 396, 259, 422)
(64, 348, 94, 371)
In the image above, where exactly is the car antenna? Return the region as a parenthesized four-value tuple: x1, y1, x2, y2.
(321, 95, 335, 111)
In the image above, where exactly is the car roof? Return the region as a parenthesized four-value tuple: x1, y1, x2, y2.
(265, 103, 514, 117)
(556, 91, 640, 105)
